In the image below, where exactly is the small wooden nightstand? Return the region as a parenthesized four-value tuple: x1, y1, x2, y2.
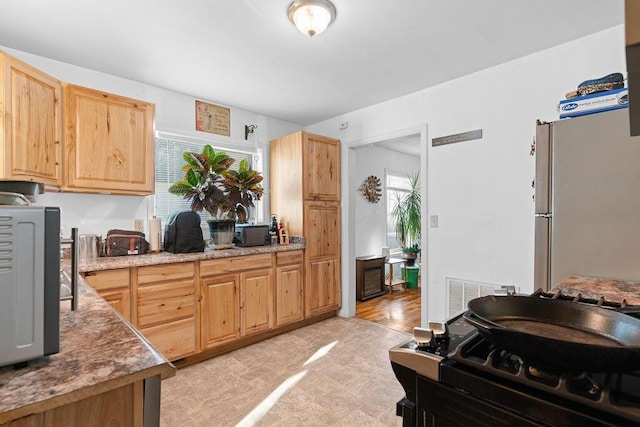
(356, 255, 386, 301)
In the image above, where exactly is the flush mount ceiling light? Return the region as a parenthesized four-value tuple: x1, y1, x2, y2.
(288, 0, 336, 37)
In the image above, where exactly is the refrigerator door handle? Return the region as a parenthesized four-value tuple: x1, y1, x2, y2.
(534, 122, 551, 215)
(534, 216, 551, 291)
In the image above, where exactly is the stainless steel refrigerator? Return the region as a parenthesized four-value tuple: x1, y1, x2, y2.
(534, 108, 640, 291)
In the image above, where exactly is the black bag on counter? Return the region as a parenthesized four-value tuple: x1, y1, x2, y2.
(164, 211, 205, 253)
(105, 229, 150, 256)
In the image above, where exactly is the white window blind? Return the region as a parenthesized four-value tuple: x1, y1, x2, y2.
(386, 170, 412, 252)
(154, 136, 257, 234)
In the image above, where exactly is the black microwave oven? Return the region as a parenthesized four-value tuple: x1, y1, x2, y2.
(234, 224, 270, 247)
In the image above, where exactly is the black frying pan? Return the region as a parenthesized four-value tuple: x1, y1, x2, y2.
(463, 295, 640, 372)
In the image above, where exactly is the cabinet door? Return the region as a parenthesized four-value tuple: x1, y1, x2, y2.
(201, 274, 240, 348)
(64, 84, 155, 195)
(304, 201, 341, 259)
(84, 269, 131, 320)
(240, 268, 274, 336)
(140, 317, 196, 361)
(303, 133, 340, 201)
(306, 258, 340, 317)
(100, 288, 132, 322)
(0, 52, 62, 187)
(275, 263, 304, 327)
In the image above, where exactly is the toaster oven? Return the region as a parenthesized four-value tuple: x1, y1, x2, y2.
(234, 224, 270, 247)
(0, 206, 60, 367)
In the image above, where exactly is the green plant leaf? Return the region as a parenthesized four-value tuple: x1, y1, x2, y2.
(168, 181, 192, 196)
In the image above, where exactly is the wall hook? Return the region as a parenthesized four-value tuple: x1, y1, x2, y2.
(245, 124, 257, 140)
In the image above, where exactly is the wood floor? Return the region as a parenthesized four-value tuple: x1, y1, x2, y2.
(356, 288, 421, 334)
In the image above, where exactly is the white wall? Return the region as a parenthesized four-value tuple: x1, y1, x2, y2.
(1, 45, 302, 236)
(353, 145, 420, 257)
(307, 26, 627, 321)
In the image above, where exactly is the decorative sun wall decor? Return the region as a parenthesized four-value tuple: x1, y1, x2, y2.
(359, 175, 382, 203)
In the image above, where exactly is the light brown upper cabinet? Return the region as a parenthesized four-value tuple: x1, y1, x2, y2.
(0, 51, 63, 187)
(270, 132, 340, 215)
(303, 132, 340, 201)
(64, 84, 155, 195)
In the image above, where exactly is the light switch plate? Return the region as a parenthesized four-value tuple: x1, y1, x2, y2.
(134, 219, 144, 232)
(430, 215, 439, 228)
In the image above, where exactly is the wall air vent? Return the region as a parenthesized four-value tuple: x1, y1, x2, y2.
(446, 277, 502, 317)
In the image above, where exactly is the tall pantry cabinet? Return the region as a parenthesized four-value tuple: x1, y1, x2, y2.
(270, 131, 341, 317)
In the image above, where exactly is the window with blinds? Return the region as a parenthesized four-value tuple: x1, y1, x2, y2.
(154, 136, 257, 234)
(386, 170, 412, 252)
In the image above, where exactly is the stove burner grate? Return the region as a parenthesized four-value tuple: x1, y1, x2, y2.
(450, 331, 640, 422)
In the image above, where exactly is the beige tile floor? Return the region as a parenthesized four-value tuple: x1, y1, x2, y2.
(160, 316, 410, 426)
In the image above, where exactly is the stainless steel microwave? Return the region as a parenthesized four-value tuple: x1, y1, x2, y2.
(0, 206, 60, 367)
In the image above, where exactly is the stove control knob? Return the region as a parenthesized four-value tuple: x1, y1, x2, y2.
(413, 327, 434, 348)
(428, 321, 449, 339)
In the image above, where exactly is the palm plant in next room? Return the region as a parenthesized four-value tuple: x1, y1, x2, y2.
(391, 171, 421, 266)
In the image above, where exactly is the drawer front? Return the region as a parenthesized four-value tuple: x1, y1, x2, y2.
(276, 250, 304, 266)
(140, 317, 196, 361)
(138, 262, 194, 285)
(137, 280, 195, 327)
(201, 254, 273, 276)
(84, 268, 130, 290)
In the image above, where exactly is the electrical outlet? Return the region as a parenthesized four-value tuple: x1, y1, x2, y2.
(134, 219, 144, 232)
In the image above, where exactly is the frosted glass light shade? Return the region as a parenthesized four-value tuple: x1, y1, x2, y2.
(288, 0, 336, 37)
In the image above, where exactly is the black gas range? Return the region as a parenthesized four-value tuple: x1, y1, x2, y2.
(389, 292, 640, 427)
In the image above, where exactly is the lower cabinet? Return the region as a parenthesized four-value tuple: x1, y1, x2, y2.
(306, 258, 340, 317)
(240, 268, 274, 336)
(201, 273, 240, 348)
(200, 254, 275, 349)
(304, 201, 341, 317)
(84, 250, 327, 363)
(136, 263, 197, 361)
(83, 268, 131, 321)
(6, 381, 144, 427)
(275, 251, 304, 327)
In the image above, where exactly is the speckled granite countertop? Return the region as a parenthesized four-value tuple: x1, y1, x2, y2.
(79, 239, 305, 272)
(0, 279, 176, 423)
(552, 275, 640, 305)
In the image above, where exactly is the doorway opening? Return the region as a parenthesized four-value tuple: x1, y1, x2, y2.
(341, 125, 428, 332)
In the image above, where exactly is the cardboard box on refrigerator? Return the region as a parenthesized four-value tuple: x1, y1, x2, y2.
(558, 88, 628, 119)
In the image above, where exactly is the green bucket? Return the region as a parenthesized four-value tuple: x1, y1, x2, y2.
(403, 266, 420, 288)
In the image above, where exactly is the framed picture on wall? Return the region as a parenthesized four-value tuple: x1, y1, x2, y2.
(195, 100, 230, 136)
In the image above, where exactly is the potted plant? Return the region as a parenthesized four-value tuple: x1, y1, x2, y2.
(391, 171, 421, 267)
(168, 144, 263, 248)
(401, 243, 420, 267)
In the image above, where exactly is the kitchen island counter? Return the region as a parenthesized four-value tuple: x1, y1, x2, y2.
(0, 279, 175, 425)
(80, 239, 305, 272)
(553, 275, 640, 305)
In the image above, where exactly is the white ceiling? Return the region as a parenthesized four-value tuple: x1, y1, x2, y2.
(0, 0, 623, 126)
